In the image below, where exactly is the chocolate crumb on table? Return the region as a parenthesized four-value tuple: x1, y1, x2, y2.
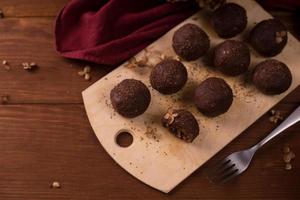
(23, 62, 38, 71)
(1, 95, 9, 104)
(282, 145, 296, 171)
(50, 181, 61, 189)
(78, 65, 91, 81)
(285, 163, 292, 170)
(2, 60, 10, 71)
(269, 109, 284, 124)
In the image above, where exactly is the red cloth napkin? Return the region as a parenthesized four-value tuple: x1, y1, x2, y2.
(260, 0, 300, 11)
(55, 0, 299, 66)
(55, 0, 197, 66)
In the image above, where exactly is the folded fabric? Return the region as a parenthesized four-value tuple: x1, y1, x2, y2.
(55, 0, 299, 66)
(55, 0, 197, 66)
(260, 0, 300, 11)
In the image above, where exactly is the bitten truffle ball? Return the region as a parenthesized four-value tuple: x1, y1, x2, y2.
(250, 19, 288, 57)
(213, 40, 250, 76)
(150, 59, 188, 94)
(252, 59, 292, 95)
(172, 23, 210, 61)
(194, 77, 233, 117)
(161, 109, 199, 143)
(110, 79, 151, 118)
(211, 3, 247, 38)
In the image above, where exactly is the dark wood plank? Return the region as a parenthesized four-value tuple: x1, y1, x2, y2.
(0, 17, 299, 104)
(0, 0, 68, 17)
(0, 103, 299, 200)
(0, 18, 113, 104)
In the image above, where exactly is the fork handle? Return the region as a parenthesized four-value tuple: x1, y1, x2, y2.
(251, 105, 300, 152)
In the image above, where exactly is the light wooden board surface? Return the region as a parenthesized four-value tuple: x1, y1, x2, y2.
(82, 0, 300, 193)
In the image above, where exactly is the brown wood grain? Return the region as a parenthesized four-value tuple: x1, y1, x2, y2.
(0, 0, 299, 199)
(0, 18, 113, 104)
(0, 103, 299, 200)
(0, 0, 69, 17)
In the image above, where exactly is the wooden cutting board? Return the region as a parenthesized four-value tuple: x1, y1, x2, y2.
(82, 0, 300, 193)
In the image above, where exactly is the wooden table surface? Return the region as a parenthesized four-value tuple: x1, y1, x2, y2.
(0, 1, 299, 199)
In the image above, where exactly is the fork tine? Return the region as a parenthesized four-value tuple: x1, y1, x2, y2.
(211, 167, 238, 184)
(215, 159, 231, 172)
(210, 162, 236, 183)
(207, 158, 234, 183)
(219, 168, 239, 184)
(205, 159, 231, 178)
(217, 162, 235, 175)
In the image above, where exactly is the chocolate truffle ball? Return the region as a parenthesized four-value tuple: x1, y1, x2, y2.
(211, 3, 247, 38)
(161, 109, 199, 143)
(250, 19, 288, 57)
(150, 59, 188, 94)
(110, 79, 151, 118)
(252, 59, 292, 95)
(213, 40, 250, 76)
(194, 77, 233, 117)
(172, 23, 210, 61)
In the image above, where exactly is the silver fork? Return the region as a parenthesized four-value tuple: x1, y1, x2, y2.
(209, 105, 300, 183)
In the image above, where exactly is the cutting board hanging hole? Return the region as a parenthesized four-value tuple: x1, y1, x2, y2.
(115, 130, 134, 148)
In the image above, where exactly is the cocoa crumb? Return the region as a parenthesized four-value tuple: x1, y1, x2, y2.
(283, 145, 290, 154)
(285, 163, 292, 170)
(1, 95, 9, 104)
(78, 65, 91, 81)
(134, 54, 148, 68)
(83, 65, 91, 73)
(282, 145, 295, 171)
(269, 109, 283, 124)
(2, 60, 10, 71)
(84, 73, 91, 81)
(23, 62, 38, 71)
(50, 181, 61, 189)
